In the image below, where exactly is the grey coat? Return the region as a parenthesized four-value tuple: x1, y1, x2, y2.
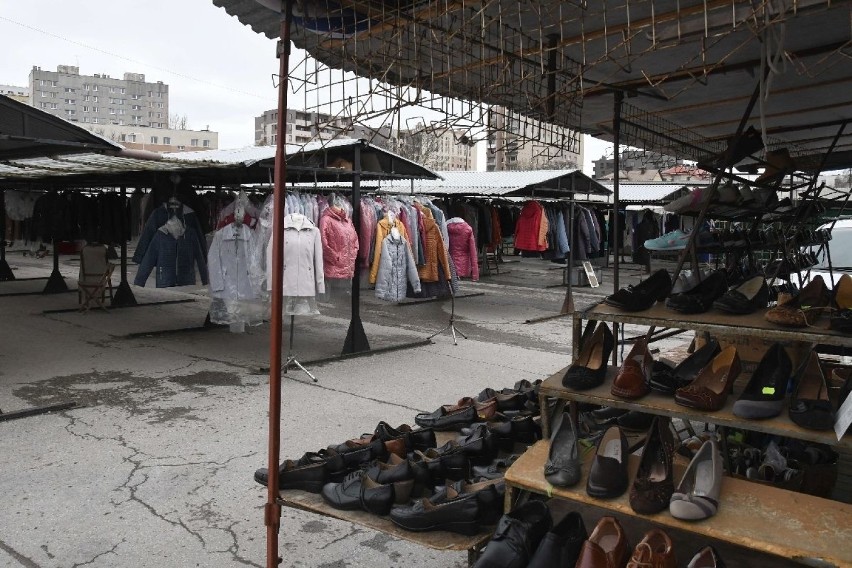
(374, 234, 421, 302)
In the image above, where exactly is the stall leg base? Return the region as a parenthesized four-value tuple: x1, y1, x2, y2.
(111, 281, 138, 307)
(42, 269, 69, 294)
(0, 259, 14, 281)
(342, 317, 370, 355)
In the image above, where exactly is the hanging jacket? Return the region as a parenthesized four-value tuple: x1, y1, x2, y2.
(369, 217, 410, 285)
(208, 222, 256, 299)
(358, 201, 376, 269)
(319, 206, 359, 279)
(374, 233, 421, 302)
(134, 218, 208, 288)
(133, 203, 206, 265)
(415, 207, 451, 283)
(266, 214, 325, 297)
(446, 218, 479, 281)
(514, 201, 545, 252)
(555, 210, 570, 256)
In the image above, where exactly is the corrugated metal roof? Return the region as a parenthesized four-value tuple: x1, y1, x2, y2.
(598, 182, 709, 204)
(0, 152, 227, 181)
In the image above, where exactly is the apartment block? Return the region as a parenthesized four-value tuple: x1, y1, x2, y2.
(0, 85, 29, 104)
(255, 108, 363, 145)
(85, 124, 218, 153)
(487, 107, 583, 171)
(28, 65, 169, 128)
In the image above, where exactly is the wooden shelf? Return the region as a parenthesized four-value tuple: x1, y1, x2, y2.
(581, 302, 852, 350)
(504, 441, 852, 568)
(278, 489, 492, 552)
(538, 366, 851, 448)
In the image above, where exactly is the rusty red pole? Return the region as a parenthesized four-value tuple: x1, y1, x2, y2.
(266, 2, 293, 567)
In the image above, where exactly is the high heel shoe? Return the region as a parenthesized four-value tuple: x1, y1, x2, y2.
(732, 343, 791, 419)
(669, 439, 723, 521)
(765, 275, 830, 327)
(789, 352, 835, 431)
(674, 346, 741, 412)
(563, 322, 614, 391)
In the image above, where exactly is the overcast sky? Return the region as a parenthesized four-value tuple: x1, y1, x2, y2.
(0, 0, 610, 172)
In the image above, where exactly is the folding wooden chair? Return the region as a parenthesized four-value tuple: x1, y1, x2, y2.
(77, 244, 115, 312)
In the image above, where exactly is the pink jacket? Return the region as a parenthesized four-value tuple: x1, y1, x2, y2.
(319, 207, 359, 279)
(447, 219, 479, 281)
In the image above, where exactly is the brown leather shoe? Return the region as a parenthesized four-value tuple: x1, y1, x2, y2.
(674, 346, 740, 411)
(765, 275, 830, 327)
(575, 516, 629, 568)
(612, 338, 652, 399)
(627, 529, 676, 568)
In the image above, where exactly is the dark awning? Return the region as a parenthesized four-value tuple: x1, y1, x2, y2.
(0, 94, 122, 160)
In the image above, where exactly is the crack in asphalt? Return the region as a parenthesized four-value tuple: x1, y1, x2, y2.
(317, 526, 364, 550)
(69, 539, 125, 568)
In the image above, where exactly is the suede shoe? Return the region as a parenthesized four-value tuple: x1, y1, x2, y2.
(472, 500, 551, 568)
(630, 416, 675, 515)
(575, 516, 630, 568)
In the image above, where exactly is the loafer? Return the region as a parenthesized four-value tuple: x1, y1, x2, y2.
(415, 399, 478, 431)
(575, 516, 630, 568)
(604, 269, 672, 312)
(477, 388, 528, 411)
(586, 426, 629, 499)
(666, 270, 728, 314)
(329, 435, 387, 470)
(544, 411, 581, 487)
(472, 500, 551, 568)
(472, 455, 520, 480)
(563, 322, 614, 390)
(789, 352, 835, 430)
(732, 343, 791, 419)
(687, 545, 727, 568)
(411, 447, 469, 484)
(713, 276, 769, 314)
(527, 510, 587, 568)
(367, 454, 415, 505)
(430, 478, 506, 525)
(389, 485, 481, 535)
(611, 337, 652, 399)
(254, 449, 340, 491)
(374, 421, 436, 453)
(627, 529, 676, 568)
(670, 439, 723, 521)
(629, 416, 675, 515)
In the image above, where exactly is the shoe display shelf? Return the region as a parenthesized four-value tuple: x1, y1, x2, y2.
(503, 439, 852, 568)
(502, 303, 852, 567)
(274, 431, 491, 566)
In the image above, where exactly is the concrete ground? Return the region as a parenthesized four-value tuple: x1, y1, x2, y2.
(0, 251, 804, 567)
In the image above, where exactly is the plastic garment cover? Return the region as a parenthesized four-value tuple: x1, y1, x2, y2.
(207, 220, 267, 326)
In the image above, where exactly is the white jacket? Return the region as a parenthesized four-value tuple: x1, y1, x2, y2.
(266, 214, 325, 297)
(208, 223, 256, 300)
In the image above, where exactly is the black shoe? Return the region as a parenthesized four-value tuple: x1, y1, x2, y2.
(471, 455, 520, 480)
(329, 436, 386, 470)
(590, 406, 629, 421)
(527, 510, 587, 568)
(544, 411, 581, 488)
(374, 421, 436, 453)
(321, 470, 367, 511)
(648, 360, 679, 395)
(616, 410, 655, 432)
(672, 338, 721, 389)
(414, 400, 478, 431)
(713, 276, 769, 314)
(562, 322, 614, 391)
(254, 450, 337, 491)
(733, 343, 791, 419)
(389, 479, 504, 535)
(472, 500, 551, 568)
(604, 269, 672, 312)
(586, 426, 629, 499)
(666, 270, 728, 314)
(411, 447, 469, 485)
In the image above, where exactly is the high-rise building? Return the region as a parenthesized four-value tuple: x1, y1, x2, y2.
(254, 108, 476, 170)
(487, 107, 583, 171)
(593, 150, 682, 179)
(28, 65, 169, 128)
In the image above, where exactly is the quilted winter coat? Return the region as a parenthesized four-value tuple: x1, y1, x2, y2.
(134, 220, 208, 288)
(446, 219, 479, 281)
(414, 206, 451, 283)
(374, 233, 421, 302)
(514, 201, 546, 252)
(369, 217, 410, 285)
(319, 207, 359, 279)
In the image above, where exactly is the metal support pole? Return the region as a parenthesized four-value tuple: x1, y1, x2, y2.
(342, 143, 370, 355)
(42, 237, 68, 293)
(112, 185, 137, 307)
(0, 189, 14, 281)
(266, 5, 293, 567)
(611, 92, 623, 365)
(561, 191, 575, 314)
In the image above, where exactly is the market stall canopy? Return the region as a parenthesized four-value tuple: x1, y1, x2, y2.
(367, 169, 609, 198)
(0, 94, 121, 159)
(0, 138, 439, 188)
(597, 182, 707, 205)
(213, 0, 852, 172)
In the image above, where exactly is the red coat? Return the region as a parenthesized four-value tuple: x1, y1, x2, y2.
(319, 207, 359, 279)
(447, 220, 479, 281)
(514, 201, 545, 252)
